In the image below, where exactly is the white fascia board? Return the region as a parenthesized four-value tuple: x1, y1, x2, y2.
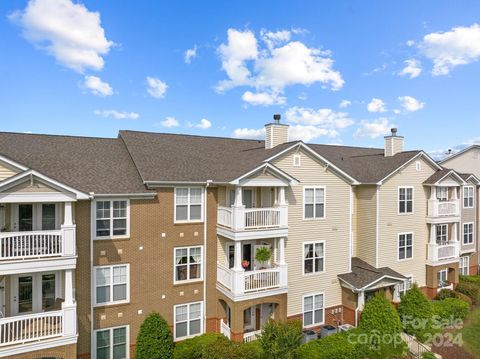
(0, 154, 29, 172)
(229, 162, 299, 186)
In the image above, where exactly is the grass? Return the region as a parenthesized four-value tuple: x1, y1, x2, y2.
(459, 306, 480, 356)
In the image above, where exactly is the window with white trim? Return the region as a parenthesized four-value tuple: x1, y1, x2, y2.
(175, 187, 203, 222)
(398, 187, 413, 213)
(460, 256, 470, 276)
(95, 200, 129, 238)
(437, 269, 448, 287)
(175, 302, 203, 340)
(175, 246, 202, 282)
(293, 154, 301, 167)
(436, 224, 448, 245)
(95, 264, 129, 305)
(464, 186, 474, 208)
(304, 187, 325, 219)
(436, 187, 448, 202)
(398, 276, 413, 294)
(303, 241, 325, 274)
(95, 326, 128, 359)
(303, 293, 324, 327)
(415, 161, 421, 171)
(463, 223, 474, 244)
(398, 233, 413, 260)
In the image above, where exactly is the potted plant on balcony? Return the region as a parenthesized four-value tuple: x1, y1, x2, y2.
(255, 247, 272, 270)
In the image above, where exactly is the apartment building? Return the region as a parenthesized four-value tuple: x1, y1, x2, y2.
(0, 118, 478, 358)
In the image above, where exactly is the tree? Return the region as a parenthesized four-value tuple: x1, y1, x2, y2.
(135, 312, 174, 359)
(258, 319, 303, 359)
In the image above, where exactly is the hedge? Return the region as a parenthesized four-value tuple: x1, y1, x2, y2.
(432, 298, 470, 323)
(435, 289, 472, 306)
(456, 281, 480, 304)
(421, 352, 437, 359)
(135, 312, 174, 359)
(459, 275, 480, 283)
(258, 320, 303, 359)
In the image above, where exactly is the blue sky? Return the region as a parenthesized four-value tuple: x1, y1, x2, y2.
(1, 0, 480, 158)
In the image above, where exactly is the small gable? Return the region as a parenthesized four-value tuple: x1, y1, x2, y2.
(6, 177, 61, 194)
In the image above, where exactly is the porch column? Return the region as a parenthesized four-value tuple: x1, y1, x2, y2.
(357, 290, 365, 311)
(452, 187, 458, 200)
(61, 202, 76, 256)
(63, 269, 74, 306)
(234, 186, 243, 207)
(430, 187, 436, 200)
(278, 187, 286, 206)
(62, 269, 77, 337)
(278, 237, 286, 265)
(234, 241, 243, 271)
(430, 224, 436, 244)
(63, 202, 73, 226)
(452, 222, 458, 242)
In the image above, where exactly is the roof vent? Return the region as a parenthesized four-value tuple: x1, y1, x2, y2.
(391, 128, 398, 137)
(273, 114, 281, 124)
(265, 114, 289, 149)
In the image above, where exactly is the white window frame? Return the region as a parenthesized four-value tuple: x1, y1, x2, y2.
(293, 154, 301, 167)
(463, 186, 474, 208)
(94, 264, 130, 307)
(460, 256, 470, 276)
(436, 224, 448, 245)
(303, 186, 326, 220)
(302, 292, 325, 328)
(398, 275, 413, 295)
(174, 187, 204, 223)
(174, 301, 204, 341)
(438, 268, 448, 287)
(437, 187, 448, 202)
(93, 199, 130, 240)
(398, 232, 413, 261)
(173, 246, 204, 284)
(398, 186, 414, 214)
(463, 222, 474, 245)
(302, 240, 326, 276)
(93, 325, 130, 359)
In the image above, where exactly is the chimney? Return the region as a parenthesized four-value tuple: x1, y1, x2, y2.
(265, 114, 289, 149)
(384, 128, 404, 157)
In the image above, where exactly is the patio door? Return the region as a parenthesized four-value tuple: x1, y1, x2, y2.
(243, 189, 254, 208)
(18, 204, 33, 231)
(12, 203, 59, 232)
(11, 272, 60, 315)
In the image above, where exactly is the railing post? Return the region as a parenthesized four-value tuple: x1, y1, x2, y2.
(61, 201, 76, 256)
(62, 304, 77, 337)
(278, 205, 288, 227)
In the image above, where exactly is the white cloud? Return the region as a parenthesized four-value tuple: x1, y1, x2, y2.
(398, 59, 422, 78)
(184, 45, 197, 64)
(285, 106, 354, 130)
(83, 75, 113, 96)
(195, 118, 212, 129)
(398, 96, 425, 112)
(146, 76, 168, 99)
(94, 109, 139, 120)
(9, 0, 113, 73)
(339, 100, 351, 108)
(406, 40, 415, 47)
(260, 29, 291, 49)
(420, 23, 480, 75)
(159, 117, 179, 128)
(367, 98, 387, 113)
(354, 118, 394, 139)
(242, 91, 286, 106)
(232, 127, 264, 139)
(289, 125, 336, 142)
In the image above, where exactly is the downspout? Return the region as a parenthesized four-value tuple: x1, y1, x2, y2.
(204, 180, 212, 333)
(89, 195, 94, 357)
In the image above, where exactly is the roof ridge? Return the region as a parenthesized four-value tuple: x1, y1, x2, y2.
(120, 129, 269, 143)
(0, 131, 115, 140)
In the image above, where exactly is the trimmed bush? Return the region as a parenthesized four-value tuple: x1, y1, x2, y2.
(421, 352, 437, 359)
(398, 284, 437, 342)
(435, 289, 472, 305)
(174, 333, 234, 359)
(456, 281, 480, 304)
(432, 298, 470, 323)
(135, 312, 174, 359)
(460, 275, 480, 283)
(258, 320, 303, 359)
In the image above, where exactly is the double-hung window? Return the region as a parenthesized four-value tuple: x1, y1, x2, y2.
(95, 264, 129, 305)
(303, 293, 324, 327)
(304, 187, 325, 219)
(175, 188, 203, 222)
(398, 187, 413, 214)
(436, 224, 448, 245)
(460, 256, 470, 276)
(174, 302, 203, 340)
(95, 326, 128, 359)
(175, 246, 202, 282)
(463, 223, 474, 245)
(398, 233, 413, 260)
(437, 187, 448, 202)
(437, 269, 448, 287)
(464, 186, 474, 208)
(303, 241, 325, 274)
(95, 200, 129, 238)
(398, 276, 413, 295)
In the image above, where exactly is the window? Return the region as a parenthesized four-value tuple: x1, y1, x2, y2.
(398, 233, 413, 260)
(304, 187, 325, 219)
(398, 276, 413, 294)
(303, 241, 325, 274)
(464, 186, 474, 208)
(174, 302, 203, 340)
(293, 154, 301, 166)
(436, 224, 448, 245)
(437, 269, 448, 287)
(42, 204, 56, 230)
(303, 293, 324, 327)
(175, 188, 203, 222)
(436, 187, 448, 202)
(398, 187, 413, 214)
(463, 223, 474, 244)
(415, 161, 421, 171)
(460, 256, 470, 276)
(175, 246, 202, 282)
(95, 200, 129, 238)
(95, 326, 128, 359)
(95, 265, 129, 305)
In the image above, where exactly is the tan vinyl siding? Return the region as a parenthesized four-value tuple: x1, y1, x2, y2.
(355, 185, 377, 266)
(6, 178, 59, 193)
(351, 188, 357, 257)
(272, 148, 351, 317)
(377, 157, 437, 287)
(461, 182, 477, 252)
(0, 161, 20, 181)
(442, 147, 480, 178)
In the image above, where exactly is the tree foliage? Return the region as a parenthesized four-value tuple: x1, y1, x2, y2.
(135, 312, 174, 359)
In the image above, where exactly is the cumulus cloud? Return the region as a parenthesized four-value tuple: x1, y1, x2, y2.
(146, 76, 168, 99)
(94, 109, 139, 120)
(398, 96, 425, 112)
(367, 98, 387, 113)
(159, 117, 179, 128)
(190, 118, 212, 129)
(242, 91, 286, 106)
(339, 100, 351, 108)
(184, 45, 197, 64)
(419, 23, 480, 75)
(9, 0, 113, 73)
(83, 75, 113, 96)
(398, 59, 422, 78)
(285, 107, 354, 129)
(232, 127, 264, 139)
(260, 29, 291, 49)
(354, 118, 394, 139)
(289, 125, 336, 142)
(429, 137, 480, 160)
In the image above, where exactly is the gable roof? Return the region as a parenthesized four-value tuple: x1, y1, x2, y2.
(423, 168, 466, 185)
(459, 173, 480, 185)
(439, 145, 480, 164)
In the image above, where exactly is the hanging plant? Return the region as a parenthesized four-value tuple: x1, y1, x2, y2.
(255, 247, 272, 263)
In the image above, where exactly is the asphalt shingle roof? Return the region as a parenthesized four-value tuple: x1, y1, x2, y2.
(338, 258, 406, 289)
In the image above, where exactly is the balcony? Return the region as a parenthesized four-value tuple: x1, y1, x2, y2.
(427, 241, 460, 264)
(427, 199, 460, 223)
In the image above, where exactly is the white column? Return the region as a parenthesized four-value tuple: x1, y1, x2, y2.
(63, 202, 73, 225)
(430, 224, 436, 244)
(234, 241, 243, 271)
(452, 222, 458, 242)
(357, 291, 365, 311)
(63, 269, 74, 306)
(452, 187, 458, 200)
(278, 237, 286, 265)
(430, 187, 436, 200)
(61, 202, 76, 256)
(234, 186, 243, 207)
(278, 187, 286, 206)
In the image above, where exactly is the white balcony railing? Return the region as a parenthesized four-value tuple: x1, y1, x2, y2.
(217, 263, 287, 297)
(428, 241, 460, 262)
(427, 199, 460, 218)
(0, 227, 76, 261)
(243, 330, 262, 343)
(220, 319, 231, 340)
(217, 206, 288, 231)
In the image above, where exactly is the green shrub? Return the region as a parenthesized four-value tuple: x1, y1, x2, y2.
(398, 284, 437, 342)
(135, 312, 174, 359)
(432, 298, 470, 324)
(456, 281, 480, 304)
(435, 288, 473, 306)
(359, 293, 407, 358)
(237, 340, 264, 359)
(174, 333, 234, 359)
(258, 320, 303, 359)
(460, 275, 480, 283)
(421, 352, 437, 359)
